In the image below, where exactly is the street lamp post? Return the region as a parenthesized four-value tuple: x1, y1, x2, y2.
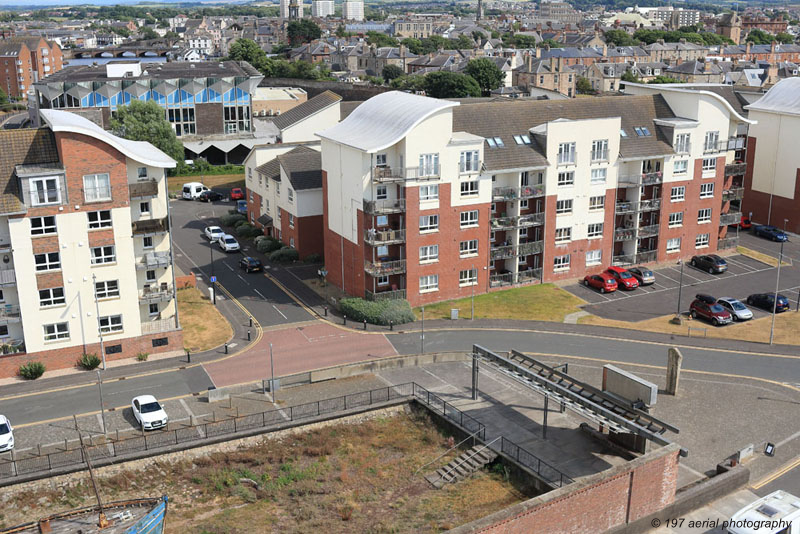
(421, 306, 425, 354)
(674, 259, 684, 322)
(269, 342, 275, 396)
(210, 241, 216, 305)
(769, 219, 788, 345)
(92, 274, 106, 370)
(96, 370, 106, 435)
(471, 264, 475, 320)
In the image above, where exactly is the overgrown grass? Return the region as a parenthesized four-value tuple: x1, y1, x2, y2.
(416, 283, 585, 322)
(168, 174, 245, 195)
(736, 245, 790, 267)
(177, 287, 233, 352)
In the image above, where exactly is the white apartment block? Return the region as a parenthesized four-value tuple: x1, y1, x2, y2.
(312, 0, 335, 18)
(342, 0, 365, 21)
(0, 110, 182, 377)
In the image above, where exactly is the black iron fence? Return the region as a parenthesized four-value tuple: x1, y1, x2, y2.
(411, 383, 485, 440)
(500, 436, 574, 488)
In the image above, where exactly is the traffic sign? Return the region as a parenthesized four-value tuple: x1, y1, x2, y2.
(210, 276, 217, 283)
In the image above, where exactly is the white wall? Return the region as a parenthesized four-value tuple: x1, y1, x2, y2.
(748, 110, 800, 199)
(282, 104, 341, 144)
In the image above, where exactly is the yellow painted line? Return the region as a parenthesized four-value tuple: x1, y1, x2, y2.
(752, 455, 800, 489)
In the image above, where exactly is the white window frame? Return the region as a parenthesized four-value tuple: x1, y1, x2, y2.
(460, 239, 478, 257)
(377, 275, 389, 286)
(556, 199, 573, 215)
(671, 186, 685, 202)
(587, 223, 603, 238)
(289, 214, 295, 228)
(460, 210, 479, 228)
(591, 139, 609, 162)
(419, 274, 439, 292)
(673, 160, 688, 175)
(30, 176, 61, 206)
(149, 303, 159, 316)
(557, 171, 574, 187)
(99, 314, 123, 334)
(590, 168, 607, 184)
(459, 268, 478, 286)
(420, 184, 439, 201)
(675, 133, 691, 154)
(666, 237, 681, 253)
(460, 150, 480, 172)
(520, 199, 529, 209)
(39, 287, 65, 307)
(95, 280, 120, 299)
(553, 254, 570, 271)
(43, 322, 69, 342)
(589, 196, 605, 211)
(88, 210, 112, 229)
(586, 249, 602, 266)
(288, 188, 294, 203)
(376, 185, 388, 200)
(700, 183, 714, 199)
(701, 158, 716, 177)
(555, 227, 572, 243)
(460, 180, 479, 197)
(375, 154, 387, 166)
(419, 244, 439, 263)
(83, 173, 111, 202)
(557, 142, 576, 165)
(146, 270, 157, 282)
(90, 245, 116, 265)
(140, 201, 150, 215)
(668, 212, 683, 228)
(419, 214, 439, 232)
(137, 166, 148, 179)
(695, 233, 710, 248)
(34, 252, 60, 271)
(704, 131, 719, 152)
(418, 153, 440, 177)
(30, 215, 56, 235)
(698, 208, 712, 224)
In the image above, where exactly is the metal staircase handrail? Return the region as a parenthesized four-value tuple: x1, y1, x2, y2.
(414, 427, 484, 476)
(432, 436, 501, 485)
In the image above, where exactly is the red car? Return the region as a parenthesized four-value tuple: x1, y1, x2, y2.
(230, 187, 244, 200)
(738, 216, 752, 230)
(604, 266, 639, 290)
(689, 294, 732, 326)
(583, 273, 618, 294)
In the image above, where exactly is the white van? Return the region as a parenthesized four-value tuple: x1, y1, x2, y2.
(182, 182, 209, 200)
(727, 490, 800, 533)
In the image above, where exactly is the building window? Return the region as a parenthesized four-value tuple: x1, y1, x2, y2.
(513, 135, 531, 145)
(490, 230, 496, 243)
(460, 150, 480, 172)
(459, 268, 478, 286)
(520, 199, 529, 209)
(30, 177, 61, 206)
(146, 270, 156, 282)
(589, 196, 605, 211)
(95, 280, 120, 299)
(418, 153, 440, 177)
(275, 183, 280, 195)
(43, 322, 69, 341)
(377, 275, 389, 286)
(695, 233, 710, 248)
(666, 237, 681, 253)
(673, 160, 688, 175)
(39, 287, 65, 307)
(149, 303, 159, 316)
(88, 210, 112, 229)
(669, 212, 683, 227)
(519, 227, 528, 237)
(556, 199, 573, 214)
(589, 168, 607, 184)
(223, 104, 251, 134)
(420, 184, 439, 201)
(460, 181, 479, 197)
(557, 142, 576, 165)
(586, 249, 602, 265)
(587, 223, 603, 238)
(460, 239, 478, 257)
(99, 314, 123, 334)
(140, 201, 151, 215)
(0, 325, 7, 337)
(376, 215, 388, 227)
(557, 171, 574, 187)
(34, 252, 60, 271)
(419, 244, 439, 262)
(137, 167, 148, 179)
(520, 171, 529, 186)
(83, 173, 111, 202)
(288, 189, 294, 202)
(290, 237, 295, 248)
(376, 185, 387, 200)
(375, 154, 387, 167)
(289, 214, 295, 228)
(700, 183, 714, 199)
(555, 227, 572, 243)
(671, 186, 685, 202)
(419, 214, 439, 232)
(460, 210, 479, 228)
(554, 254, 570, 271)
(91, 245, 116, 265)
(704, 131, 719, 152)
(701, 158, 716, 176)
(698, 208, 712, 223)
(591, 139, 609, 161)
(675, 133, 691, 154)
(30, 216, 56, 235)
(143, 236, 154, 248)
(419, 274, 439, 292)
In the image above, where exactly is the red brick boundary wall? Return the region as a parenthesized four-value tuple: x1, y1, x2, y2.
(449, 443, 681, 534)
(176, 272, 197, 289)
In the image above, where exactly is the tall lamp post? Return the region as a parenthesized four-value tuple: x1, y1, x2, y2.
(92, 273, 107, 370)
(769, 218, 788, 345)
(673, 259, 685, 323)
(210, 241, 216, 305)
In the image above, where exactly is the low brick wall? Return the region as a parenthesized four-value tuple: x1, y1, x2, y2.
(176, 271, 197, 289)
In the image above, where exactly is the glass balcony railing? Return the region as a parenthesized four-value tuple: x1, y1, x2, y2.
(365, 288, 407, 301)
(489, 268, 542, 287)
(490, 212, 544, 230)
(364, 259, 406, 276)
(492, 184, 546, 201)
(724, 163, 747, 176)
(490, 240, 543, 260)
(363, 198, 405, 215)
(618, 171, 663, 187)
(635, 250, 657, 263)
(722, 188, 744, 202)
(638, 224, 659, 238)
(364, 228, 406, 246)
(718, 236, 739, 250)
(719, 212, 741, 226)
(612, 254, 635, 266)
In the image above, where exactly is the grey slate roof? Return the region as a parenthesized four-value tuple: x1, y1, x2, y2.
(41, 60, 261, 83)
(255, 157, 281, 182)
(0, 128, 61, 216)
(277, 146, 322, 191)
(272, 90, 342, 132)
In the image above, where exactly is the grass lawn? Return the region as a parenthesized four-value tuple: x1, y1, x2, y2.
(177, 287, 233, 352)
(168, 173, 245, 195)
(415, 283, 585, 322)
(736, 245, 789, 267)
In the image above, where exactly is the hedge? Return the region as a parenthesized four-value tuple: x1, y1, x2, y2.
(269, 247, 299, 263)
(304, 253, 323, 263)
(235, 223, 262, 238)
(339, 298, 415, 326)
(233, 219, 249, 228)
(257, 237, 283, 254)
(220, 213, 246, 227)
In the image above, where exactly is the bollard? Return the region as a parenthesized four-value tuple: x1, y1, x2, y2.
(249, 316, 253, 327)
(224, 343, 228, 354)
(324, 305, 328, 317)
(186, 349, 191, 363)
(363, 319, 367, 330)
(38, 443, 42, 456)
(247, 330, 251, 341)
(64, 438, 68, 451)
(116, 429, 119, 441)
(343, 314, 347, 326)
(390, 320, 393, 331)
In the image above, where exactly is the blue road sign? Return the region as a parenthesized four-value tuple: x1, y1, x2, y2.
(210, 276, 217, 283)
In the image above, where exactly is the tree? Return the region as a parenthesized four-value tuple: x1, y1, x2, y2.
(575, 76, 593, 94)
(400, 38, 424, 55)
(537, 38, 562, 49)
(604, 29, 637, 46)
(745, 29, 772, 45)
(648, 75, 683, 84)
(620, 70, 641, 83)
(453, 34, 475, 49)
(111, 100, 184, 170)
(287, 19, 321, 46)
(140, 27, 158, 40)
(366, 31, 398, 48)
(381, 64, 404, 82)
(424, 71, 481, 98)
(0, 87, 8, 107)
(390, 74, 427, 92)
(511, 34, 539, 48)
(464, 58, 504, 96)
(164, 31, 180, 40)
(775, 32, 795, 44)
(226, 38, 269, 72)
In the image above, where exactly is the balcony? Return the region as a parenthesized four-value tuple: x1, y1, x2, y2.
(364, 259, 406, 276)
(139, 283, 173, 303)
(0, 304, 21, 324)
(725, 163, 746, 176)
(718, 236, 738, 250)
(0, 268, 15, 286)
(719, 212, 741, 226)
(722, 187, 744, 202)
(612, 254, 635, 266)
(459, 160, 482, 174)
(489, 268, 542, 288)
(615, 201, 636, 215)
(615, 199, 661, 214)
(364, 228, 406, 246)
(619, 171, 663, 187)
(141, 316, 177, 334)
(490, 212, 544, 230)
(614, 228, 636, 241)
(638, 224, 659, 238)
(129, 180, 159, 199)
(639, 198, 661, 212)
(363, 198, 405, 215)
(132, 217, 169, 235)
(136, 251, 171, 270)
(490, 240, 543, 260)
(372, 166, 440, 183)
(492, 184, 546, 201)
(635, 250, 657, 263)
(365, 288, 407, 301)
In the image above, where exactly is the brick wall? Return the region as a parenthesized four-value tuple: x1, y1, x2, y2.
(195, 103, 223, 135)
(0, 44, 32, 99)
(87, 228, 115, 247)
(36, 272, 64, 290)
(295, 214, 324, 259)
(175, 272, 196, 289)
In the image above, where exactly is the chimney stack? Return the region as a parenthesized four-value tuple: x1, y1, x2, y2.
(526, 52, 532, 71)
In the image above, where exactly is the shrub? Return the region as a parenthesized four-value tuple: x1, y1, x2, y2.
(254, 235, 269, 246)
(137, 352, 149, 362)
(269, 247, 299, 263)
(236, 223, 256, 237)
(220, 213, 246, 227)
(19, 361, 46, 380)
(233, 218, 249, 228)
(304, 253, 323, 263)
(78, 353, 102, 370)
(339, 298, 415, 326)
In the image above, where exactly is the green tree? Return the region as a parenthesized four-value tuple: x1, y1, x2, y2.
(775, 32, 795, 44)
(648, 75, 683, 84)
(745, 29, 772, 45)
(390, 75, 427, 92)
(140, 27, 158, 40)
(604, 29, 637, 46)
(400, 37, 424, 55)
(366, 31, 398, 47)
(111, 100, 184, 170)
(287, 19, 321, 46)
(511, 34, 539, 48)
(164, 31, 180, 40)
(226, 38, 269, 72)
(464, 57, 504, 96)
(424, 71, 481, 98)
(0, 86, 8, 106)
(453, 34, 475, 49)
(575, 76, 593, 94)
(621, 70, 641, 83)
(381, 64, 405, 82)
(537, 38, 563, 48)
(472, 30, 486, 42)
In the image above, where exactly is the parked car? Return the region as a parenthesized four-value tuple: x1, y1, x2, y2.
(628, 266, 655, 286)
(603, 266, 639, 290)
(239, 256, 263, 273)
(237, 199, 248, 215)
(583, 273, 618, 294)
(182, 182, 209, 200)
(218, 234, 240, 252)
(230, 187, 245, 200)
(747, 293, 790, 313)
(204, 225, 224, 241)
(752, 224, 788, 242)
(716, 297, 753, 321)
(690, 254, 728, 274)
(0, 415, 14, 452)
(131, 395, 168, 430)
(689, 294, 732, 326)
(738, 216, 752, 230)
(198, 190, 223, 202)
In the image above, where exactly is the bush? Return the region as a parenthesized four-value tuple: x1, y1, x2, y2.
(339, 298, 415, 326)
(78, 353, 102, 370)
(220, 213, 246, 227)
(19, 361, 46, 380)
(257, 238, 283, 254)
(254, 235, 269, 246)
(304, 253, 323, 263)
(233, 218, 249, 228)
(269, 247, 299, 263)
(137, 352, 149, 362)
(236, 223, 257, 237)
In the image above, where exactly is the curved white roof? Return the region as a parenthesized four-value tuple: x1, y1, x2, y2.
(40, 109, 177, 168)
(317, 91, 459, 153)
(622, 82, 755, 124)
(745, 78, 800, 117)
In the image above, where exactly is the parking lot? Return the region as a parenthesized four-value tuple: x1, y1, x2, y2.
(566, 231, 800, 322)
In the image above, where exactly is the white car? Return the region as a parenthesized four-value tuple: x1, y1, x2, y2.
(131, 395, 169, 430)
(218, 234, 240, 252)
(0, 415, 13, 452)
(716, 297, 753, 321)
(204, 225, 224, 241)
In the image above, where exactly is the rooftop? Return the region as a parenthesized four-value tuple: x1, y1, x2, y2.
(38, 60, 261, 84)
(0, 128, 60, 216)
(277, 146, 323, 191)
(272, 90, 341, 132)
(745, 77, 800, 116)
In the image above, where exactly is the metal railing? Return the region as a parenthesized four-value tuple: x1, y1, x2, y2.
(140, 317, 176, 334)
(612, 254, 635, 266)
(724, 163, 747, 176)
(128, 181, 159, 199)
(500, 436, 573, 487)
(614, 228, 636, 241)
(373, 166, 440, 182)
(132, 217, 169, 235)
(136, 251, 170, 270)
(718, 236, 738, 250)
(364, 228, 406, 246)
(139, 284, 173, 303)
(489, 269, 542, 287)
(363, 198, 406, 215)
(719, 212, 741, 226)
(638, 224, 659, 238)
(490, 241, 543, 260)
(0, 304, 21, 321)
(490, 212, 544, 230)
(618, 171, 663, 186)
(615, 199, 660, 214)
(636, 250, 657, 263)
(615, 201, 636, 215)
(639, 198, 661, 212)
(364, 259, 406, 276)
(412, 383, 485, 439)
(459, 160, 482, 174)
(492, 184, 545, 201)
(0, 269, 15, 286)
(722, 187, 744, 202)
(372, 166, 405, 182)
(365, 288, 407, 301)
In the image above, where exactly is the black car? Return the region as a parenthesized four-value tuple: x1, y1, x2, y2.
(690, 254, 727, 274)
(198, 190, 223, 202)
(746, 293, 790, 312)
(239, 257, 263, 273)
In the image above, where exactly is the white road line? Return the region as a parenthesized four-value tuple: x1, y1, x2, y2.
(224, 263, 235, 272)
(237, 274, 248, 284)
(725, 257, 759, 271)
(254, 289, 267, 299)
(272, 304, 288, 320)
(654, 271, 680, 284)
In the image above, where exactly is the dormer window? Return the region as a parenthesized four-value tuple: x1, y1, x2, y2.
(513, 135, 531, 145)
(634, 127, 651, 137)
(486, 136, 504, 147)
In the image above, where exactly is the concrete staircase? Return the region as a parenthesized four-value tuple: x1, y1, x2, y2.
(424, 445, 498, 489)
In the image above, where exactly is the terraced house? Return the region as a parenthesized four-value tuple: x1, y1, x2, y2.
(316, 87, 752, 306)
(0, 110, 181, 376)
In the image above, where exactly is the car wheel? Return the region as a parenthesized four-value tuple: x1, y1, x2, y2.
(600, 288, 605, 294)
(712, 318, 719, 326)
(583, 280, 588, 286)
(708, 267, 714, 274)
(690, 310, 697, 319)
(691, 259, 697, 266)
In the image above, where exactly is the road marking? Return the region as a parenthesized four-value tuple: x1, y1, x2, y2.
(272, 305, 288, 320)
(752, 455, 800, 489)
(237, 274, 248, 284)
(224, 263, 234, 272)
(254, 289, 267, 300)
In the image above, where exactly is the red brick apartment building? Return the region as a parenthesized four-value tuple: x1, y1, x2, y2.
(0, 37, 63, 99)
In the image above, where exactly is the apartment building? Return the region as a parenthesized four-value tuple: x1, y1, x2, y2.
(0, 109, 181, 377)
(312, 0, 335, 18)
(0, 37, 63, 100)
(342, 0, 365, 22)
(316, 89, 752, 306)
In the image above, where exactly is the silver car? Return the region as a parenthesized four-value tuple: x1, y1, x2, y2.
(716, 297, 753, 321)
(628, 266, 655, 286)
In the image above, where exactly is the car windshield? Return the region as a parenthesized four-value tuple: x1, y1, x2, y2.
(641, 270, 652, 276)
(730, 301, 746, 310)
(209, 227, 221, 233)
(0, 423, 9, 434)
(225, 238, 237, 244)
(619, 272, 632, 279)
(710, 305, 725, 313)
(140, 402, 162, 414)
